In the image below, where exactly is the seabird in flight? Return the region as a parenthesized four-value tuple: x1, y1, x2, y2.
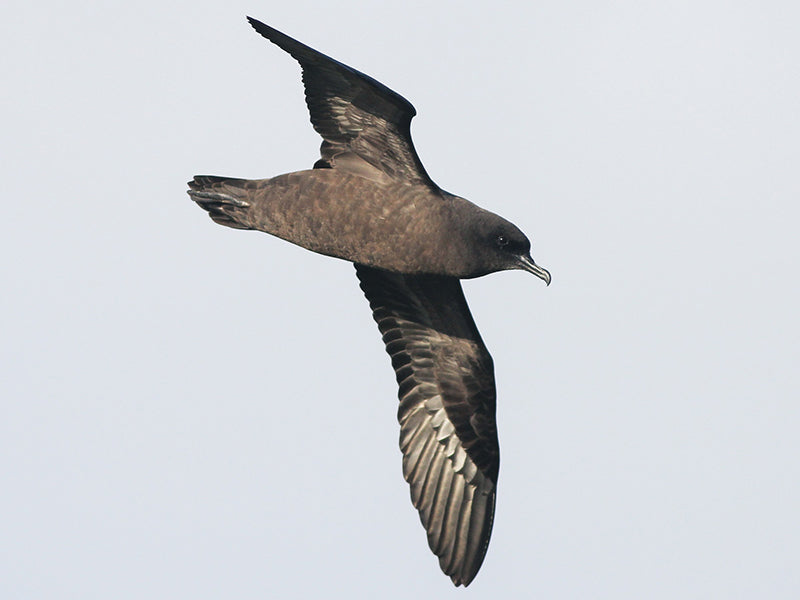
(188, 16, 550, 586)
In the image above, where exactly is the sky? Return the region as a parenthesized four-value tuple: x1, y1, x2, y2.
(2, 1, 799, 598)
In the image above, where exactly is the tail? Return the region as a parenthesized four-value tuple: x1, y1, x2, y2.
(187, 176, 256, 230)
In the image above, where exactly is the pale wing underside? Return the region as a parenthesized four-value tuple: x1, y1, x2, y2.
(356, 265, 499, 586)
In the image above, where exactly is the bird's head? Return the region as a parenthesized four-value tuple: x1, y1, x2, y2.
(466, 212, 551, 284)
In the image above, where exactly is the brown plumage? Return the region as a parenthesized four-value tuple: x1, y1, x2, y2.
(188, 16, 550, 586)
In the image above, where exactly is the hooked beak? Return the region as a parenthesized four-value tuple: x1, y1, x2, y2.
(518, 254, 551, 286)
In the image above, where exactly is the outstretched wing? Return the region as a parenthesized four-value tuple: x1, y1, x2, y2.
(247, 17, 435, 187)
(356, 265, 499, 587)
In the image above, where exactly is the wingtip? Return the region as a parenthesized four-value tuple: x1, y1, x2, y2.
(448, 564, 478, 587)
(246, 15, 274, 37)
(245, 16, 299, 54)
(246, 15, 267, 36)
(450, 571, 478, 587)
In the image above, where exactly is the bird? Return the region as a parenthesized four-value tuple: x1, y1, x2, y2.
(188, 16, 550, 587)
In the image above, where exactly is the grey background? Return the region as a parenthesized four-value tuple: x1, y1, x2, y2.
(2, 1, 798, 598)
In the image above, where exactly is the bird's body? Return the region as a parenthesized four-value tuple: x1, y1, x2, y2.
(188, 17, 550, 586)
(191, 170, 530, 278)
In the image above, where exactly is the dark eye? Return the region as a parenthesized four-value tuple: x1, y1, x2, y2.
(496, 235, 509, 249)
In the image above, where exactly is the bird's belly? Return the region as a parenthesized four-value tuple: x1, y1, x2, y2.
(250, 170, 455, 274)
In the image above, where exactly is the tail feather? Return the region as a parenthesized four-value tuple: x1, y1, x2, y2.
(188, 176, 255, 230)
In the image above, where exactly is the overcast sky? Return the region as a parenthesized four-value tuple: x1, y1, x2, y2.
(2, 1, 799, 598)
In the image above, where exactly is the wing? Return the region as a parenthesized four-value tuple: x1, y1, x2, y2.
(247, 17, 435, 187)
(356, 265, 499, 587)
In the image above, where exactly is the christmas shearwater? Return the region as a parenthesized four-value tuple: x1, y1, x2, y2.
(188, 16, 550, 586)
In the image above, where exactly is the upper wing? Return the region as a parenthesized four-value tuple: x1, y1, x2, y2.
(247, 17, 435, 187)
(356, 265, 499, 587)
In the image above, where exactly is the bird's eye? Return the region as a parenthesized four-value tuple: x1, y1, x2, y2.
(496, 235, 509, 248)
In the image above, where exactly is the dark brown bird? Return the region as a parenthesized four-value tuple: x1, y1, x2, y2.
(188, 16, 550, 586)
